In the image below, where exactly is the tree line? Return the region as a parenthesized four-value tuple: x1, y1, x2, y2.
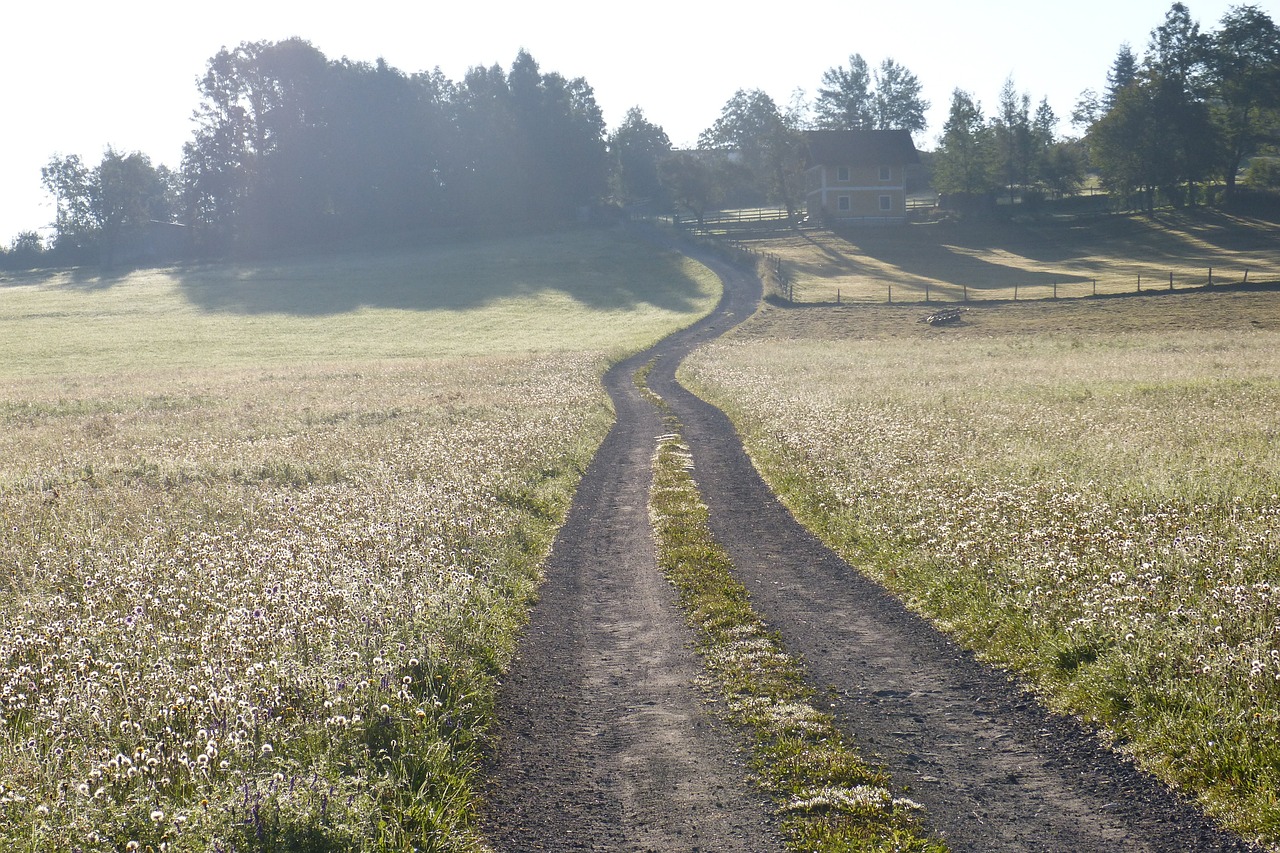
(29, 41, 609, 266)
(934, 3, 1280, 212)
(3, 3, 1277, 270)
(0, 43, 933, 267)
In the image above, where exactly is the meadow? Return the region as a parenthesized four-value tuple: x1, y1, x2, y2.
(0, 230, 720, 851)
(680, 291, 1280, 847)
(740, 210, 1280, 304)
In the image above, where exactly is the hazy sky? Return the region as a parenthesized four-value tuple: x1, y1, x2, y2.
(0, 0, 1253, 243)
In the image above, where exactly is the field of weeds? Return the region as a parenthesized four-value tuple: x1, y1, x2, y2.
(740, 210, 1280, 303)
(0, 230, 719, 851)
(680, 292, 1280, 846)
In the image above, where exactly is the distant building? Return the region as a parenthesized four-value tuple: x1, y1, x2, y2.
(803, 130, 920, 226)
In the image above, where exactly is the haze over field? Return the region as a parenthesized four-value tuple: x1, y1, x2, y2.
(0, 0, 1247, 243)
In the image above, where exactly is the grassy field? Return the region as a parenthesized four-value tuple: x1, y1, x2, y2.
(680, 291, 1280, 848)
(736, 210, 1280, 303)
(0, 230, 713, 378)
(0, 229, 720, 852)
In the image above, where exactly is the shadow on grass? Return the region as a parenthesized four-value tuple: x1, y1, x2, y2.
(796, 210, 1278, 295)
(812, 226, 1087, 293)
(169, 231, 706, 317)
(0, 266, 133, 291)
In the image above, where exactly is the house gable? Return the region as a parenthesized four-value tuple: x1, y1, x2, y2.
(802, 129, 919, 225)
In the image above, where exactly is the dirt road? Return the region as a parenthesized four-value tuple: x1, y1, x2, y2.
(483, 243, 1257, 852)
(481, 250, 782, 852)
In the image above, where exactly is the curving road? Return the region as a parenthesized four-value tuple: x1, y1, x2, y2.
(483, 238, 1257, 852)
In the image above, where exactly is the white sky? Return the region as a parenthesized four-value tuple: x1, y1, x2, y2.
(0, 0, 1256, 243)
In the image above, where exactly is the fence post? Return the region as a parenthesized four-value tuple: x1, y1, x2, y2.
(1138, 274, 1142, 292)
(888, 284, 892, 304)
(837, 288, 841, 305)
(1014, 283, 1018, 301)
(1053, 281, 1058, 300)
(1245, 268, 1250, 283)
(963, 283, 969, 302)
(1093, 279, 1097, 296)
(1169, 271, 1174, 291)
(925, 283, 930, 303)
(1208, 267, 1213, 286)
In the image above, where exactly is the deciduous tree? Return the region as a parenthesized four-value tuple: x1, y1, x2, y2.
(94, 149, 172, 263)
(698, 89, 803, 212)
(608, 107, 672, 209)
(814, 54, 874, 130)
(873, 58, 929, 135)
(1207, 4, 1280, 198)
(932, 89, 996, 199)
(41, 154, 94, 252)
(813, 54, 928, 135)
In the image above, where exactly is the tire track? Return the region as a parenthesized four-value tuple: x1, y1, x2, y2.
(481, 247, 781, 852)
(645, 249, 1259, 852)
(485, 235, 1256, 852)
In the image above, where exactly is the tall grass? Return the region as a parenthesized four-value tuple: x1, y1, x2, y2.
(681, 317, 1280, 848)
(0, 230, 720, 851)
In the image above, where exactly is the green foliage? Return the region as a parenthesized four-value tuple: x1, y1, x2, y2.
(175, 41, 609, 254)
(1207, 5, 1280, 195)
(815, 54, 875, 130)
(697, 89, 805, 212)
(1089, 68, 1215, 209)
(814, 55, 929, 135)
(608, 106, 673, 210)
(873, 59, 930, 136)
(935, 78, 1080, 209)
(931, 89, 997, 199)
(38, 149, 177, 266)
(1245, 156, 1280, 189)
(1106, 43, 1141, 109)
(1083, 3, 1280, 208)
(1, 231, 45, 271)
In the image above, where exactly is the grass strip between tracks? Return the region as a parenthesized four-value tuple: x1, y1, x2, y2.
(640, 364, 947, 853)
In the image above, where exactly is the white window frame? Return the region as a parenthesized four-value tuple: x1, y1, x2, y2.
(838, 195, 852, 212)
(879, 165, 892, 181)
(879, 195, 893, 211)
(837, 166, 850, 182)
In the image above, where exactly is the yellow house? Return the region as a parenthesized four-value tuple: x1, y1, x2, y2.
(803, 129, 919, 225)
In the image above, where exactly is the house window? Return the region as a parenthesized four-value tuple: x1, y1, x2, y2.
(879, 166, 892, 181)
(837, 166, 850, 182)
(838, 195, 852, 212)
(879, 195, 893, 211)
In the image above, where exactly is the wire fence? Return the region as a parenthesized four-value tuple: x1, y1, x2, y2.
(681, 217, 1276, 306)
(867, 265, 1276, 305)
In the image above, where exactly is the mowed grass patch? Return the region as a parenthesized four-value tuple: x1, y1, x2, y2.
(738, 210, 1280, 303)
(0, 229, 719, 377)
(680, 294, 1280, 847)
(0, 231, 719, 851)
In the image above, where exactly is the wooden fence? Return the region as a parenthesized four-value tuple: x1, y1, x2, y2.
(673, 208, 797, 235)
(668, 208, 1275, 307)
(876, 266, 1275, 305)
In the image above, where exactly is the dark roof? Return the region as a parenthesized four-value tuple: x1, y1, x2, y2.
(803, 129, 919, 167)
